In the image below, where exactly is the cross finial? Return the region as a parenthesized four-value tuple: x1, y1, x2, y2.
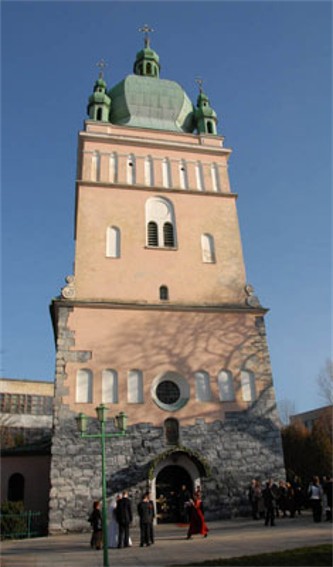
(139, 24, 154, 48)
(96, 59, 107, 79)
(195, 77, 204, 93)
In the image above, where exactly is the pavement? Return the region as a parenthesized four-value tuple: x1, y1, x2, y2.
(1, 512, 332, 567)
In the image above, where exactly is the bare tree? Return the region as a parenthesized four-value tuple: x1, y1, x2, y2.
(278, 398, 296, 425)
(317, 359, 333, 405)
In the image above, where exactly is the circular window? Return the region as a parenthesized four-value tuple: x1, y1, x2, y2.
(156, 381, 180, 405)
(151, 372, 189, 412)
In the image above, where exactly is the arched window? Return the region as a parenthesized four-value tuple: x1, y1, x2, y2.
(76, 369, 93, 403)
(148, 221, 158, 246)
(109, 152, 118, 183)
(179, 160, 188, 189)
(8, 473, 24, 502)
(164, 418, 179, 445)
(102, 369, 118, 403)
(162, 158, 172, 188)
(106, 226, 120, 258)
(195, 370, 211, 401)
(128, 369, 144, 403)
(145, 197, 177, 248)
(146, 62, 152, 75)
(217, 370, 235, 401)
(241, 370, 256, 402)
(163, 222, 174, 247)
(144, 156, 154, 186)
(195, 161, 204, 191)
(201, 233, 215, 263)
(96, 107, 103, 121)
(127, 154, 136, 185)
(160, 285, 169, 300)
(207, 121, 213, 134)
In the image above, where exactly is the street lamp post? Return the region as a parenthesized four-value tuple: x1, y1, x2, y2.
(76, 404, 127, 567)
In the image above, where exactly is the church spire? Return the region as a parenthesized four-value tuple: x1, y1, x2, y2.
(87, 60, 111, 122)
(133, 24, 160, 78)
(194, 78, 218, 135)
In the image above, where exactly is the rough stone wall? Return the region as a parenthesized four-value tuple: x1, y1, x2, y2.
(48, 406, 285, 533)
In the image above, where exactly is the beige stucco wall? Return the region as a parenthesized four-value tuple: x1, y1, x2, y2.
(74, 186, 245, 303)
(0, 379, 54, 396)
(1, 455, 51, 516)
(62, 306, 270, 426)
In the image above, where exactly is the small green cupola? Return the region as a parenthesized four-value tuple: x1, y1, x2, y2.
(194, 79, 218, 135)
(133, 24, 160, 78)
(87, 60, 111, 122)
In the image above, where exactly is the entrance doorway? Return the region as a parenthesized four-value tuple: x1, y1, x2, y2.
(156, 465, 193, 523)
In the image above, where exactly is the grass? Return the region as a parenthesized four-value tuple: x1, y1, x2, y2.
(177, 544, 333, 566)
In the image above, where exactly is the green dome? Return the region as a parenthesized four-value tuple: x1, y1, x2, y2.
(108, 74, 195, 133)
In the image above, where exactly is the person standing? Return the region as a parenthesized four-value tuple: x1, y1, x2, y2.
(178, 484, 192, 523)
(108, 494, 121, 548)
(148, 493, 155, 544)
(138, 492, 152, 547)
(262, 480, 276, 527)
(186, 488, 208, 539)
(308, 476, 324, 523)
(116, 490, 133, 548)
(88, 500, 103, 550)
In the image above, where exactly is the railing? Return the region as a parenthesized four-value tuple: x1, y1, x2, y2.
(0, 511, 45, 539)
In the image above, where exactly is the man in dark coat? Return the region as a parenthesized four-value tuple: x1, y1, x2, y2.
(116, 491, 132, 548)
(138, 492, 154, 547)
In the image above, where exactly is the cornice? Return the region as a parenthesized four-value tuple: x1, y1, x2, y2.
(78, 128, 232, 159)
(75, 180, 238, 199)
(51, 298, 268, 315)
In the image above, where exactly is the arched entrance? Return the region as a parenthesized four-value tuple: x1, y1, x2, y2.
(156, 465, 193, 523)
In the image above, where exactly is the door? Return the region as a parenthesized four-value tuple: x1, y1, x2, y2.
(155, 465, 193, 523)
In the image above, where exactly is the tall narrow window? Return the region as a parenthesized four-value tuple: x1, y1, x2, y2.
(127, 154, 136, 185)
(109, 152, 118, 183)
(195, 370, 212, 401)
(164, 418, 179, 445)
(76, 369, 93, 403)
(160, 285, 169, 300)
(91, 151, 100, 182)
(201, 233, 215, 263)
(144, 156, 154, 186)
(146, 197, 177, 248)
(106, 226, 120, 258)
(179, 160, 188, 189)
(128, 369, 143, 403)
(96, 108, 103, 121)
(211, 163, 220, 192)
(241, 370, 256, 402)
(162, 158, 172, 188)
(102, 369, 118, 403)
(163, 222, 174, 247)
(148, 221, 158, 246)
(218, 370, 235, 401)
(195, 161, 204, 191)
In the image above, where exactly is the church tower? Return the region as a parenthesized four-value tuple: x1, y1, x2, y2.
(49, 30, 285, 532)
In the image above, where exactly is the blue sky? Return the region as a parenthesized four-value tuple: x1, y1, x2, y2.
(1, 1, 332, 414)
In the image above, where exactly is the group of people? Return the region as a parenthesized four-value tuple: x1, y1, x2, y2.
(89, 484, 209, 550)
(248, 475, 333, 526)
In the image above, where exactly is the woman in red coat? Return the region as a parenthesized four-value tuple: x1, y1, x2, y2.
(186, 488, 208, 539)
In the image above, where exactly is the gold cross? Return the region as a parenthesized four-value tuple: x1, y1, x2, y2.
(138, 24, 154, 47)
(195, 77, 204, 93)
(96, 59, 107, 78)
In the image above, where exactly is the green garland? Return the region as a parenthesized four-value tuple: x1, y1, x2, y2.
(148, 445, 211, 480)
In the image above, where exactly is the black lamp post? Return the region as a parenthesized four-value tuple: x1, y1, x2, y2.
(76, 404, 127, 567)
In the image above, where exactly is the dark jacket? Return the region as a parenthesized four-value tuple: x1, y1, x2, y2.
(116, 496, 132, 525)
(89, 509, 102, 532)
(138, 500, 154, 524)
